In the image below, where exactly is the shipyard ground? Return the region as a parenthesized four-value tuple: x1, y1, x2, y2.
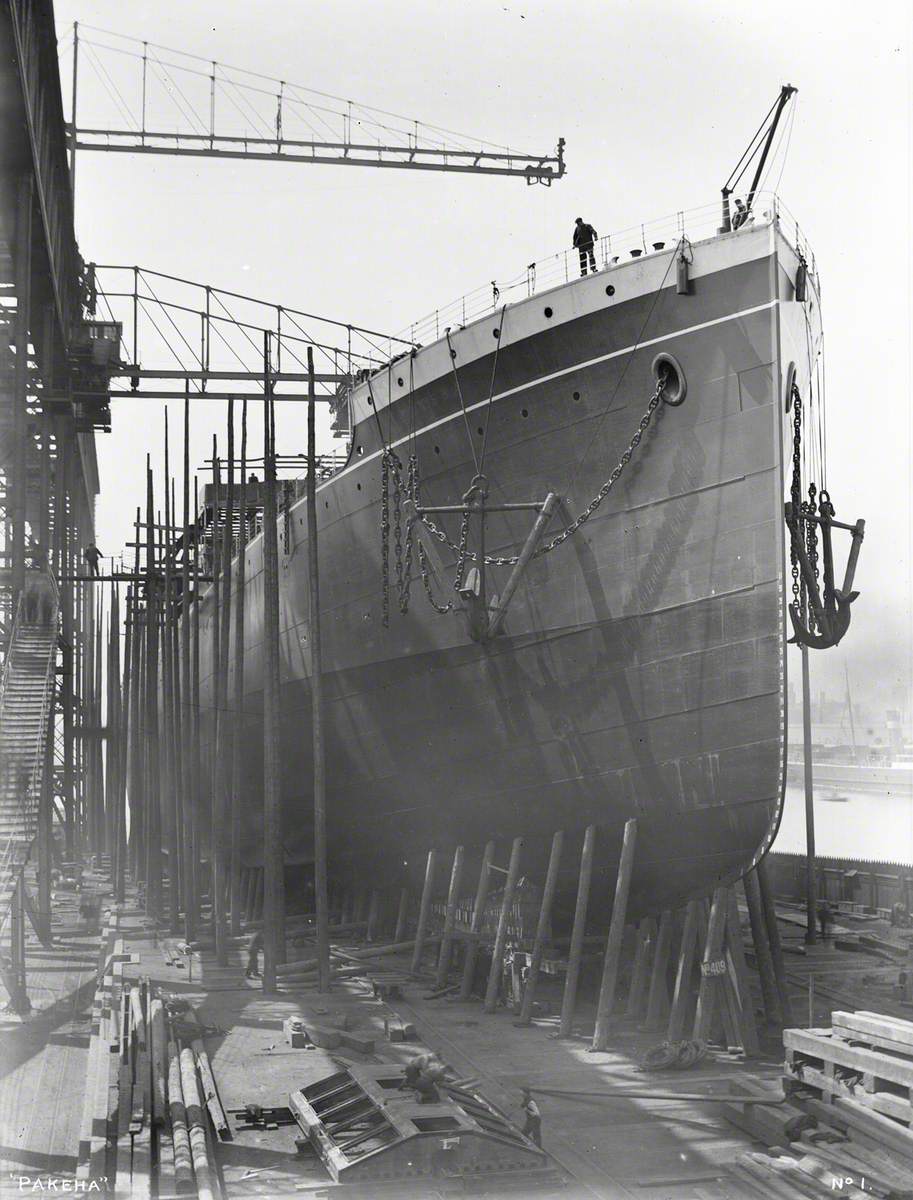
(3, 873, 913, 1199)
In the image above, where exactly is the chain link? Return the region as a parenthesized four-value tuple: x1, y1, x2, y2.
(408, 374, 668, 566)
(789, 382, 802, 608)
(381, 373, 669, 617)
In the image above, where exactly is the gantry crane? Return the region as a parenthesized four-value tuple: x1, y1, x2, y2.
(63, 24, 566, 193)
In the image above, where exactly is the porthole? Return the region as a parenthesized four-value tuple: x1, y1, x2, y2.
(605, 285, 615, 296)
(521, 408, 528, 418)
(492, 328, 500, 339)
(544, 306, 553, 318)
(397, 377, 404, 386)
(573, 391, 580, 401)
(356, 482, 361, 491)
(367, 396, 374, 406)
(477, 427, 484, 436)
(450, 348, 457, 359)
(356, 445, 364, 456)
(434, 445, 440, 454)
(325, 500, 329, 508)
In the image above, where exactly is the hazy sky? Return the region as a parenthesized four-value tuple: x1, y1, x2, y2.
(54, 0, 911, 715)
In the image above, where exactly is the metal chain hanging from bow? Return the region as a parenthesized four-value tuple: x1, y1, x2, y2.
(785, 380, 865, 649)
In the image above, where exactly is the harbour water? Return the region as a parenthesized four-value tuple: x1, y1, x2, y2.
(772, 777, 913, 864)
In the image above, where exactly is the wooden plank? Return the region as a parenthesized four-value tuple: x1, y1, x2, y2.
(832, 1010, 913, 1056)
(592, 818, 637, 1048)
(785, 1059, 912, 1126)
(785, 1027, 913, 1092)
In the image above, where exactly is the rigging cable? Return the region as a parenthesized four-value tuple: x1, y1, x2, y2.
(556, 241, 679, 503)
(478, 304, 508, 476)
(445, 329, 481, 474)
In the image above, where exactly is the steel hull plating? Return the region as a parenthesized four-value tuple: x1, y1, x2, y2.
(198, 221, 816, 916)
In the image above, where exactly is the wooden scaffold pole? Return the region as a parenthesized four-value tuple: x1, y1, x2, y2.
(209, 439, 224, 960)
(144, 459, 162, 919)
(180, 393, 196, 940)
(230, 399, 248, 935)
(591, 818, 638, 1050)
(214, 401, 235, 965)
(517, 830, 563, 1025)
(307, 348, 331, 992)
(261, 333, 286, 988)
(162, 417, 180, 931)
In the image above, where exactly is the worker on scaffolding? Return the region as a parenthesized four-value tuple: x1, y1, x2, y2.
(83, 543, 102, 577)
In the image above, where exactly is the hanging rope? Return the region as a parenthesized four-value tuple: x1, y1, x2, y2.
(445, 329, 481, 474)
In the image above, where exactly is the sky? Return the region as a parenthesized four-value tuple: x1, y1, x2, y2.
(53, 0, 912, 719)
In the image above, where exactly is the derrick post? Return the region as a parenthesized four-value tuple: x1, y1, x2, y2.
(261, 336, 285, 989)
(191, 481, 203, 927)
(394, 888, 410, 942)
(307, 349, 331, 991)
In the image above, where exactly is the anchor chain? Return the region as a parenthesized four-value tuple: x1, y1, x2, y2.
(381, 448, 454, 619)
(404, 373, 668, 567)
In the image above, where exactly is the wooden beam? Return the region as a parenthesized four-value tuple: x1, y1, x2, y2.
(645, 908, 675, 1032)
(517, 830, 563, 1026)
(459, 841, 495, 1001)
(559, 824, 596, 1037)
(591, 817, 638, 1049)
(484, 837, 523, 1013)
(411, 849, 438, 975)
(435, 845, 465, 988)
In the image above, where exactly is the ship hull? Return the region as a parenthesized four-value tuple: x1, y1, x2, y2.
(197, 218, 819, 917)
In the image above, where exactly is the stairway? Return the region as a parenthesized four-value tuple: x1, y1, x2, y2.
(0, 586, 58, 928)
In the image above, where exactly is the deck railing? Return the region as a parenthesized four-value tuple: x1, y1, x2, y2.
(397, 191, 817, 350)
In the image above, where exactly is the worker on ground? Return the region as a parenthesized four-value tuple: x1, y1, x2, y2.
(84, 543, 102, 577)
(573, 217, 598, 276)
(22, 583, 40, 623)
(245, 929, 264, 979)
(520, 1088, 542, 1148)
(398, 1051, 438, 1091)
(817, 898, 834, 941)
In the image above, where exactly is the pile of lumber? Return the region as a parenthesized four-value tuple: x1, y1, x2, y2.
(79, 949, 231, 1199)
(721, 1010, 913, 1198)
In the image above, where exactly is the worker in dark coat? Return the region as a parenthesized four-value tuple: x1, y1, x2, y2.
(520, 1088, 542, 1147)
(573, 217, 598, 276)
(245, 930, 263, 978)
(84, 544, 102, 577)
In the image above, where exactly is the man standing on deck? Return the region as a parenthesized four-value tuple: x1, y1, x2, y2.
(573, 217, 598, 276)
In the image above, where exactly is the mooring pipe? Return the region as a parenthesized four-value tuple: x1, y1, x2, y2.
(530, 1085, 788, 1105)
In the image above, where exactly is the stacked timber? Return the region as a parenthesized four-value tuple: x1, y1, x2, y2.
(721, 1010, 913, 1198)
(104, 981, 228, 1197)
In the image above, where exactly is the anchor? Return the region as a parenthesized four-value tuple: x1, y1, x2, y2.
(785, 495, 865, 650)
(416, 475, 559, 642)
